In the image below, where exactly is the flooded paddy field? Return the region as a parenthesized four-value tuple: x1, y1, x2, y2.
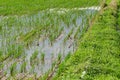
(0, 7, 99, 79)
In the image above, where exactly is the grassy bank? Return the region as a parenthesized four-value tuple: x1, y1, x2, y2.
(53, 0, 120, 79)
(0, 0, 101, 15)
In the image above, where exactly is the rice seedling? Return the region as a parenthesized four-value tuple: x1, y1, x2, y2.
(57, 53, 62, 61)
(0, 54, 9, 62)
(0, 63, 4, 70)
(30, 65, 35, 74)
(41, 52, 45, 63)
(30, 50, 39, 65)
(74, 26, 81, 39)
(19, 27, 43, 46)
(60, 14, 71, 28)
(51, 61, 56, 70)
(64, 27, 74, 43)
(7, 44, 19, 58)
(49, 26, 64, 43)
(10, 62, 17, 76)
(57, 27, 64, 38)
(20, 61, 27, 73)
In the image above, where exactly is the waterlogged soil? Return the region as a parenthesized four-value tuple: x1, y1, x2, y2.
(0, 8, 99, 79)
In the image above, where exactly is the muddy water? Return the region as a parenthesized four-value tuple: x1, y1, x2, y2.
(0, 8, 98, 78)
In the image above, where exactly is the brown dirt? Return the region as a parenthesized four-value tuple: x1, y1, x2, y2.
(109, 0, 117, 9)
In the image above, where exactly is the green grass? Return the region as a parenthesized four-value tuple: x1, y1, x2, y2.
(53, 0, 120, 80)
(0, 0, 101, 15)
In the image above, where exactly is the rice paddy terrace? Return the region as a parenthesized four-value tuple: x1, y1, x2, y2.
(0, 0, 120, 80)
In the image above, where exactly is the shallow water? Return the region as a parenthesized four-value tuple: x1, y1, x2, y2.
(22, 10, 95, 76)
(22, 22, 77, 76)
(0, 8, 98, 78)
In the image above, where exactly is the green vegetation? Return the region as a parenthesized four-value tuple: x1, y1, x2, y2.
(58, 53, 62, 61)
(10, 62, 17, 76)
(30, 50, 39, 65)
(1, 0, 119, 79)
(0, 0, 101, 15)
(41, 52, 45, 62)
(117, 0, 120, 30)
(53, 0, 120, 79)
(20, 61, 27, 73)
